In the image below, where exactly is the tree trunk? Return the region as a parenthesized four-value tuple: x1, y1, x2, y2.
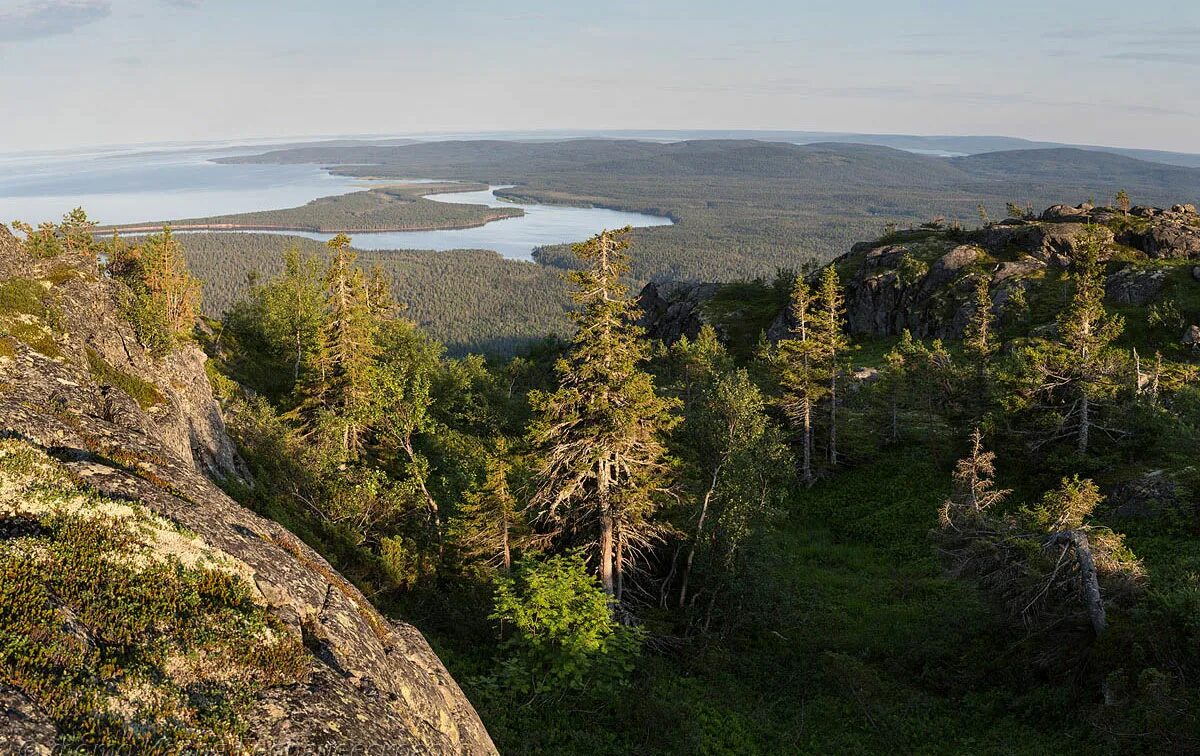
(598, 457, 614, 595)
(615, 528, 625, 602)
(1078, 392, 1090, 455)
(599, 513, 614, 595)
(829, 371, 838, 466)
(501, 514, 511, 571)
(1048, 530, 1107, 635)
(802, 399, 813, 485)
(680, 464, 721, 608)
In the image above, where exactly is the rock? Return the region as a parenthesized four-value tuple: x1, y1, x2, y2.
(1119, 222, 1200, 259)
(975, 222, 1110, 266)
(1171, 203, 1197, 215)
(1105, 267, 1167, 306)
(1184, 325, 1200, 349)
(637, 280, 722, 344)
(0, 247, 497, 754)
(920, 245, 982, 293)
(0, 685, 57, 755)
(1193, 265, 1200, 282)
(1107, 470, 1185, 520)
(1040, 203, 1092, 222)
(992, 258, 1045, 283)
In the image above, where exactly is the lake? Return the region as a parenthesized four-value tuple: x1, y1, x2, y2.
(0, 143, 672, 260)
(273, 186, 673, 260)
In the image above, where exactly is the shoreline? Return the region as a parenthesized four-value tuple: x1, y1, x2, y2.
(95, 210, 524, 236)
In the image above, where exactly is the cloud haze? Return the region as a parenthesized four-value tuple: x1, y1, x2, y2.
(0, 0, 1196, 153)
(0, 0, 110, 43)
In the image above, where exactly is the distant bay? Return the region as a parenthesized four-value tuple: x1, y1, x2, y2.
(0, 142, 672, 260)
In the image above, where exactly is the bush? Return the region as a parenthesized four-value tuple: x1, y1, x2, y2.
(487, 554, 643, 696)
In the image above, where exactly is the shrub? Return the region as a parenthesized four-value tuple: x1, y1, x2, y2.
(488, 553, 643, 696)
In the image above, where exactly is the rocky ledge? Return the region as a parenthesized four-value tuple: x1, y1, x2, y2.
(639, 202, 1200, 346)
(0, 227, 495, 754)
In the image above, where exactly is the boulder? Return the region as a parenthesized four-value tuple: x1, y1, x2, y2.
(1118, 222, 1200, 259)
(637, 280, 722, 345)
(1105, 267, 1167, 306)
(1040, 203, 1092, 222)
(1184, 325, 1200, 350)
(1107, 470, 1185, 520)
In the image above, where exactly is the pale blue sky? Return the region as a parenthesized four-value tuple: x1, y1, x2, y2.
(1, 0, 1197, 151)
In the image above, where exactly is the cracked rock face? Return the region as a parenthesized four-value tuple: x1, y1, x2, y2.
(0, 242, 496, 754)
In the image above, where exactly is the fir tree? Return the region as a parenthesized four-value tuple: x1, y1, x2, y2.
(774, 277, 827, 484)
(320, 233, 377, 455)
(963, 276, 997, 383)
(528, 227, 678, 597)
(813, 266, 848, 466)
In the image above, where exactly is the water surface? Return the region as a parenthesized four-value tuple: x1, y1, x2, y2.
(1, 144, 672, 260)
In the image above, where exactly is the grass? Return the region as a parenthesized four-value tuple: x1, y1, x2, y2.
(432, 444, 1106, 755)
(85, 348, 165, 409)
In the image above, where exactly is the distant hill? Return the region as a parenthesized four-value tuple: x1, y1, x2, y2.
(220, 138, 1200, 287)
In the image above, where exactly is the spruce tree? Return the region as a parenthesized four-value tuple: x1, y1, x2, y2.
(963, 276, 997, 383)
(1057, 228, 1124, 454)
(812, 266, 848, 466)
(321, 233, 377, 456)
(450, 441, 523, 571)
(775, 277, 828, 484)
(528, 227, 678, 596)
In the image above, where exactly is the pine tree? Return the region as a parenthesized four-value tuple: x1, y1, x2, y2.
(774, 277, 828, 484)
(812, 266, 848, 466)
(528, 227, 678, 596)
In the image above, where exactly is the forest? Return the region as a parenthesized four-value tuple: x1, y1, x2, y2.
(13, 190, 1188, 752)
(102, 183, 521, 234)
(226, 139, 1200, 283)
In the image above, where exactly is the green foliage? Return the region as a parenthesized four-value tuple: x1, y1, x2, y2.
(107, 228, 202, 356)
(487, 554, 642, 696)
(528, 227, 679, 594)
(85, 348, 165, 409)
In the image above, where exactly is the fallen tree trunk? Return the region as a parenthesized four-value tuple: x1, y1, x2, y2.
(1047, 529, 1107, 636)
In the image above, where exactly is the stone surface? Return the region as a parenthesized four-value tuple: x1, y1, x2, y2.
(0, 246, 496, 754)
(637, 280, 723, 344)
(1184, 325, 1200, 349)
(1105, 267, 1167, 306)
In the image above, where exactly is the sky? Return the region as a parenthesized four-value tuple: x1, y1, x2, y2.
(0, 0, 1197, 153)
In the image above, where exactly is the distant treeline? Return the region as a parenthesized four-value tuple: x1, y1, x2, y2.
(227, 139, 1200, 282)
(178, 232, 569, 355)
(108, 184, 522, 234)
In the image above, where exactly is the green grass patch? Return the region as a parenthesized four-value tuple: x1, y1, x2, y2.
(85, 348, 165, 409)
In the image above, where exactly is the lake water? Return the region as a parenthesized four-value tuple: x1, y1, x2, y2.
(0, 143, 673, 260)
(274, 186, 673, 260)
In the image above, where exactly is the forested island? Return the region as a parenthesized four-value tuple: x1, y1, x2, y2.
(98, 183, 523, 235)
(2, 194, 1200, 751)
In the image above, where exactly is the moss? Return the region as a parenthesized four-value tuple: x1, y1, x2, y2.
(0, 440, 308, 751)
(2, 321, 62, 359)
(0, 278, 49, 318)
(85, 348, 165, 410)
